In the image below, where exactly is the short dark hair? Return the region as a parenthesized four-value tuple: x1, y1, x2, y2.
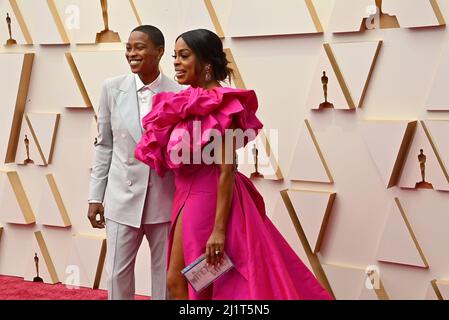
(132, 25, 165, 47)
(176, 29, 232, 82)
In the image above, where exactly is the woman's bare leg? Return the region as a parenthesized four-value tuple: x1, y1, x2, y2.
(167, 209, 188, 299)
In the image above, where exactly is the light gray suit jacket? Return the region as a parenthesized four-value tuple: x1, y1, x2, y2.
(88, 73, 183, 228)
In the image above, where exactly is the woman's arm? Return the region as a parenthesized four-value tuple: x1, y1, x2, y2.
(205, 125, 237, 266)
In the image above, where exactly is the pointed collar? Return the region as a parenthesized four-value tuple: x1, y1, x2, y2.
(135, 72, 162, 93)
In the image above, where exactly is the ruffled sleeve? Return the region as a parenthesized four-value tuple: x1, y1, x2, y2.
(135, 86, 263, 176)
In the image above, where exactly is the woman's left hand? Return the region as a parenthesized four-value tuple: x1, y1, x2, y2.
(205, 230, 225, 267)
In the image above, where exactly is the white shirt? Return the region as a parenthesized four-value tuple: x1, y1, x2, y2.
(135, 72, 162, 128)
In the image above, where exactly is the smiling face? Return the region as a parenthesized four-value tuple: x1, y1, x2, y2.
(173, 36, 203, 86)
(125, 31, 163, 82)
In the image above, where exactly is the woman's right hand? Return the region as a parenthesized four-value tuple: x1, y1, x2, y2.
(205, 230, 225, 267)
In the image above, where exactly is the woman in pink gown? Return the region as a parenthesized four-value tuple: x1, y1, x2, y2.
(135, 29, 332, 300)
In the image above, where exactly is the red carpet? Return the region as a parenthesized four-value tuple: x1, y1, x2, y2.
(0, 275, 149, 300)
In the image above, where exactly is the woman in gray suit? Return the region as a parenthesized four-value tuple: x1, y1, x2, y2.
(87, 25, 183, 300)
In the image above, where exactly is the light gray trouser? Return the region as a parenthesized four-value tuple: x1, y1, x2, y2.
(105, 219, 170, 300)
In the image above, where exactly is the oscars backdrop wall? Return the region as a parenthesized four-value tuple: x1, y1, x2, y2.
(1, 0, 449, 299)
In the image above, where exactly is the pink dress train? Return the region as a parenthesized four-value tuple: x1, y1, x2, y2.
(135, 86, 333, 300)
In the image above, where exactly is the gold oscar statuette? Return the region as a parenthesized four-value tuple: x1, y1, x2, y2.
(250, 143, 264, 179)
(5, 13, 17, 45)
(95, 0, 121, 43)
(23, 134, 34, 165)
(33, 253, 43, 282)
(318, 71, 334, 109)
(415, 149, 433, 189)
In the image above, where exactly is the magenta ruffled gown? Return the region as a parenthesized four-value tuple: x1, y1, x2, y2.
(135, 86, 332, 300)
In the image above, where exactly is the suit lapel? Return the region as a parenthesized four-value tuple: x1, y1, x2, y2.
(116, 74, 142, 144)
